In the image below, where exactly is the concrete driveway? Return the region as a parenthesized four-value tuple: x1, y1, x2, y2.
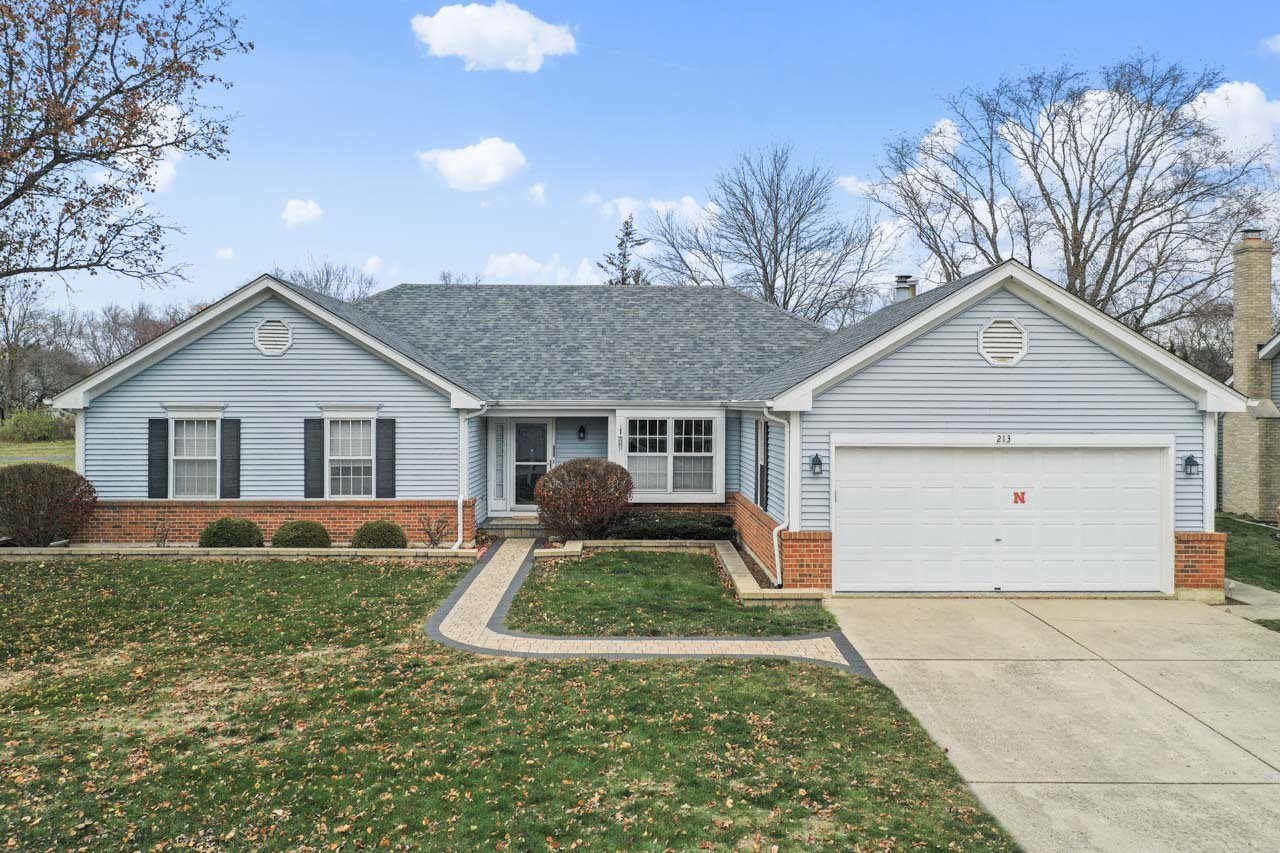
(827, 598, 1280, 852)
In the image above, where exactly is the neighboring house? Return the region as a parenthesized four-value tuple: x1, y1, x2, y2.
(53, 258, 1247, 601)
(1221, 230, 1279, 521)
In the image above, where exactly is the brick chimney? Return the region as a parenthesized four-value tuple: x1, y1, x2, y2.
(1222, 228, 1278, 519)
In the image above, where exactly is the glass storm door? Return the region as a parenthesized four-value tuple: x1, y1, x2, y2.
(513, 421, 550, 508)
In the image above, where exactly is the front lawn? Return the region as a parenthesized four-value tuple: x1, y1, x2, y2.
(0, 438, 74, 468)
(0, 558, 1011, 850)
(506, 549, 839, 637)
(1218, 514, 1280, 592)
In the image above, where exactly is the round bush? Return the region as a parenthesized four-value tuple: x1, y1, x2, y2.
(0, 463, 97, 546)
(351, 519, 408, 548)
(198, 517, 264, 548)
(534, 458, 633, 540)
(0, 408, 74, 442)
(270, 520, 331, 548)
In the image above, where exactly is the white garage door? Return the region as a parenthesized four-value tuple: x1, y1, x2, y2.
(832, 443, 1168, 592)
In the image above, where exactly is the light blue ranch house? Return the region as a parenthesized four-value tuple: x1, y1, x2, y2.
(53, 258, 1246, 601)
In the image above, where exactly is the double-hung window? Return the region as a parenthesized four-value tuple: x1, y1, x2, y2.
(172, 419, 219, 498)
(328, 418, 374, 497)
(620, 411, 724, 502)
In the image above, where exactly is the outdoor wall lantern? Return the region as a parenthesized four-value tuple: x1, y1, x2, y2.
(578, 425, 587, 441)
(1183, 454, 1200, 477)
(810, 454, 824, 476)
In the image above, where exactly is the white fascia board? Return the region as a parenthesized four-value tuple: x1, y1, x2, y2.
(1259, 335, 1280, 360)
(771, 261, 1246, 413)
(828, 431, 1177, 449)
(50, 275, 485, 411)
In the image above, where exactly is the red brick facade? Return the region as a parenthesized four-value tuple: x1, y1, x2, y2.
(727, 492, 781, 578)
(1174, 531, 1227, 594)
(82, 499, 476, 545)
(780, 530, 832, 589)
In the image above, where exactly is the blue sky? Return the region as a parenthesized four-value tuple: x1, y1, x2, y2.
(68, 0, 1280, 309)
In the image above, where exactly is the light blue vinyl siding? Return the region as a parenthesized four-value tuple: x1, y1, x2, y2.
(468, 416, 487, 523)
(737, 412, 786, 522)
(1271, 358, 1280, 401)
(554, 417, 608, 462)
(725, 411, 740, 493)
(800, 288, 1205, 531)
(84, 297, 460, 500)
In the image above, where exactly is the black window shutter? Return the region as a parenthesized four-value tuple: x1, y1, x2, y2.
(220, 419, 241, 499)
(148, 419, 169, 499)
(376, 419, 396, 498)
(757, 422, 769, 509)
(304, 418, 324, 498)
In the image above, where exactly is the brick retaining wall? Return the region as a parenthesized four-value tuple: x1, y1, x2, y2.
(1173, 531, 1227, 602)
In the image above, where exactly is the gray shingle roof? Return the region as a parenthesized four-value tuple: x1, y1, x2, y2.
(733, 264, 1004, 400)
(355, 284, 831, 401)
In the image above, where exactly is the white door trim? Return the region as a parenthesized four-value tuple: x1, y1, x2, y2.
(828, 432, 1177, 595)
(510, 418, 552, 513)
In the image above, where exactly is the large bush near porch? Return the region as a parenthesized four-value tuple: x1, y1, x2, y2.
(0, 462, 98, 546)
(535, 458, 633, 539)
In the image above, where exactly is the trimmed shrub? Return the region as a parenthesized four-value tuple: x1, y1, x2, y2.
(609, 512, 736, 542)
(0, 408, 74, 443)
(198, 517, 264, 548)
(0, 463, 97, 546)
(270, 520, 331, 548)
(351, 520, 408, 549)
(534, 458, 633, 539)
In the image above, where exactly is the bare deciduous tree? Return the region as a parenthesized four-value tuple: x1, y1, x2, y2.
(646, 144, 895, 328)
(870, 55, 1274, 333)
(0, 0, 251, 288)
(438, 270, 483, 285)
(272, 258, 381, 303)
(80, 302, 197, 368)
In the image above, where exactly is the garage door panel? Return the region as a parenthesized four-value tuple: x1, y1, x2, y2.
(832, 444, 1166, 592)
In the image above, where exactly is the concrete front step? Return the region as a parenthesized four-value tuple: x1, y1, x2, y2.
(480, 520, 548, 538)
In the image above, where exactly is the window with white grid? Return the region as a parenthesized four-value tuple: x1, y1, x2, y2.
(328, 419, 373, 497)
(673, 418, 714, 492)
(627, 418, 668, 491)
(172, 419, 218, 498)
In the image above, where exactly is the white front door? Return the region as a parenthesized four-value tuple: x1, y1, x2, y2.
(832, 443, 1168, 592)
(511, 420, 551, 511)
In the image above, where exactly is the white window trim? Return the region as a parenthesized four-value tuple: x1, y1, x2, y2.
(756, 418, 770, 509)
(323, 416, 377, 500)
(977, 317, 1028, 367)
(617, 409, 726, 503)
(168, 414, 222, 501)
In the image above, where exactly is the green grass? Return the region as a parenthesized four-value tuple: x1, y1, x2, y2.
(0, 558, 1011, 850)
(0, 438, 74, 468)
(1257, 620, 1280, 634)
(1218, 514, 1280, 592)
(506, 550, 840, 637)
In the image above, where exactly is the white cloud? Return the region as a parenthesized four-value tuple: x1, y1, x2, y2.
(1193, 81, 1280, 162)
(214, 247, 236, 261)
(152, 149, 184, 192)
(836, 174, 872, 196)
(583, 191, 713, 223)
(410, 1, 576, 72)
(415, 137, 528, 191)
(147, 104, 187, 192)
(281, 199, 323, 228)
(482, 251, 599, 284)
(363, 255, 385, 275)
(1263, 34, 1280, 55)
(528, 181, 547, 206)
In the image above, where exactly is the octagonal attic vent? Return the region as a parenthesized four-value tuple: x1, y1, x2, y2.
(978, 318, 1027, 366)
(254, 318, 292, 355)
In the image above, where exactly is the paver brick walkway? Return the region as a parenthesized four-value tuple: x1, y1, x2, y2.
(425, 539, 872, 676)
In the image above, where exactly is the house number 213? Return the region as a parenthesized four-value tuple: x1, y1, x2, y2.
(995, 434, 1012, 444)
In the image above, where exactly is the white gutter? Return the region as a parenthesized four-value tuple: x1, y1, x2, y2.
(454, 405, 491, 549)
(761, 405, 789, 589)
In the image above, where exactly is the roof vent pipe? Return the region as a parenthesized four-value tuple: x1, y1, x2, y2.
(894, 275, 918, 303)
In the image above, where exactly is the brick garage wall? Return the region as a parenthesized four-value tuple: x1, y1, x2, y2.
(1174, 531, 1226, 601)
(780, 530, 832, 589)
(82, 500, 476, 545)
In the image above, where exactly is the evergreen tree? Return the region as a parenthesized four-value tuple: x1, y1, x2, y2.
(597, 214, 651, 285)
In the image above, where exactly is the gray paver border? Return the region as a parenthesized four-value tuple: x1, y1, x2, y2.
(424, 539, 876, 678)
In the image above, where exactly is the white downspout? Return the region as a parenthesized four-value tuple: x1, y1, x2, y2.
(454, 405, 491, 549)
(761, 406, 789, 588)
